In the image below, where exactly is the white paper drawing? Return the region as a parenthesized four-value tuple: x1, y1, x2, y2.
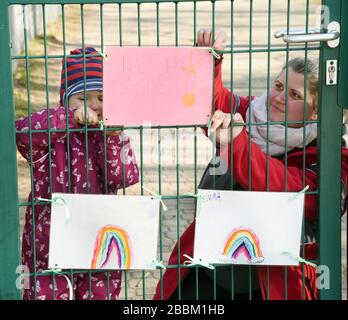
(48, 193, 160, 270)
(193, 189, 305, 266)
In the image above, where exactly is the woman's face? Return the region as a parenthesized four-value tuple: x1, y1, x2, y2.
(269, 68, 317, 128)
(68, 90, 103, 120)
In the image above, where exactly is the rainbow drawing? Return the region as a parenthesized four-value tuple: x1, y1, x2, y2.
(222, 227, 264, 264)
(91, 224, 132, 269)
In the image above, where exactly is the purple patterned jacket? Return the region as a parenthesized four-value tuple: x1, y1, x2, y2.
(16, 106, 139, 272)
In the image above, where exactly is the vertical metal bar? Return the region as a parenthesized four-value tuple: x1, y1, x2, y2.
(120, 7, 127, 197)
(213, 268, 216, 300)
(61, 3, 75, 290)
(193, 1, 199, 300)
(119, 3, 122, 47)
(284, 2, 290, 186)
(194, 127, 199, 300)
(137, 2, 141, 47)
(247, 0, 253, 300)
(61, 5, 71, 194)
(174, 0, 181, 300)
(319, 0, 342, 301)
(211, 0, 217, 300)
(139, 124, 145, 297)
(158, 128, 164, 299)
(100, 4, 104, 52)
(99, 3, 111, 300)
(79, 3, 92, 300)
(175, 1, 178, 47)
(0, 1, 20, 300)
(124, 271, 128, 300)
(229, 0, 235, 300)
(119, 3, 126, 300)
(265, 0, 272, 301)
(265, 2, 271, 202)
(301, 0, 310, 301)
(42, 5, 52, 196)
(142, 269, 146, 299)
(80, 4, 88, 195)
(247, 0, 252, 192)
(42, 4, 56, 299)
(211, 1, 216, 193)
(193, 0, 196, 46)
(195, 266, 199, 300)
(283, 0, 291, 300)
(156, 2, 160, 47)
(194, 129, 198, 199)
(101, 11, 108, 197)
(22, 4, 38, 300)
(176, 127, 181, 299)
(156, 2, 164, 300)
(211, 0, 215, 42)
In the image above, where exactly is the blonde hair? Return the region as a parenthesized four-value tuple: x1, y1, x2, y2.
(281, 58, 348, 146)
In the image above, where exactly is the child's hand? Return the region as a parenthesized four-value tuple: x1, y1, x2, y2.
(197, 28, 227, 50)
(209, 110, 244, 145)
(74, 106, 99, 125)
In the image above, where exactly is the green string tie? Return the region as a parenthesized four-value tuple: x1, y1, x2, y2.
(142, 186, 168, 212)
(185, 192, 205, 216)
(289, 185, 310, 201)
(183, 254, 215, 270)
(98, 120, 105, 131)
(209, 47, 221, 59)
(207, 118, 212, 137)
(100, 51, 107, 61)
(281, 251, 317, 268)
(41, 268, 73, 300)
(37, 196, 70, 224)
(150, 260, 167, 270)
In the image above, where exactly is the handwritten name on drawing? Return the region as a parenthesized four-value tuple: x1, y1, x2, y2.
(201, 192, 221, 203)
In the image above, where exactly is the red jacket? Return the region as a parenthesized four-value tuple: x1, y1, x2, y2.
(154, 60, 348, 300)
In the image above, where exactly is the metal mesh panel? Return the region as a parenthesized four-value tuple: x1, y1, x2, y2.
(0, 0, 345, 300)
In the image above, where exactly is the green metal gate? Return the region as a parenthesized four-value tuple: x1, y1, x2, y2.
(0, 0, 347, 300)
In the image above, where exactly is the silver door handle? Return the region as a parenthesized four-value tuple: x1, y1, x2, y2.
(274, 21, 340, 48)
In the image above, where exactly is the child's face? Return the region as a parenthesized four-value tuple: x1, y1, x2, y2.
(269, 68, 317, 128)
(68, 90, 103, 120)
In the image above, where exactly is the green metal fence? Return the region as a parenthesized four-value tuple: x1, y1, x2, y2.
(0, 0, 346, 300)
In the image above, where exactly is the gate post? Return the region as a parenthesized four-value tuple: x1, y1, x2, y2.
(318, 0, 343, 300)
(338, 0, 348, 109)
(0, 0, 21, 300)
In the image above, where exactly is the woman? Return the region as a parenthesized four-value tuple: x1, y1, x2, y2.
(153, 29, 348, 300)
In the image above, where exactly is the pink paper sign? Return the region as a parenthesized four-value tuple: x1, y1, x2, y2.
(103, 47, 214, 126)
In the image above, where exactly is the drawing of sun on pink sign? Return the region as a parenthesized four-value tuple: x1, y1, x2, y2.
(103, 47, 214, 126)
(181, 49, 205, 108)
(91, 224, 133, 269)
(220, 227, 264, 264)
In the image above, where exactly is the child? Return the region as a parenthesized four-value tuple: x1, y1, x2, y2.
(153, 29, 348, 300)
(16, 47, 139, 300)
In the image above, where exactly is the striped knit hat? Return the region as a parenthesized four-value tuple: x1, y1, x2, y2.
(60, 47, 103, 106)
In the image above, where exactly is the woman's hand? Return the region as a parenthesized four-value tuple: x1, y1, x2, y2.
(74, 106, 99, 125)
(197, 28, 227, 50)
(209, 110, 244, 145)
